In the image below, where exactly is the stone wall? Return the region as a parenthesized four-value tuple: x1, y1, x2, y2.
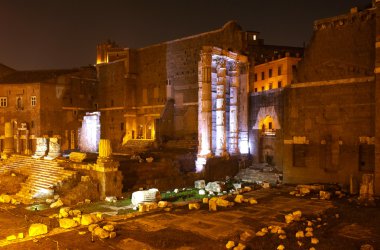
(282, 78, 375, 186)
(297, 8, 375, 82)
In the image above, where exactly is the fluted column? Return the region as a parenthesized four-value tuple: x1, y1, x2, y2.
(197, 49, 212, 156)
(215, 57, 227, 157)
(3, 122, 14, 155)
(375, 0, 380, 195)
(99, 139, 112, 158)
(229, 60, 240, 155)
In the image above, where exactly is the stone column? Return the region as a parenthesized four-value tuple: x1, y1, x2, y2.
(197, 49, 212, 156)
(375, 0, 380, 195)
(24, 129, 31, 155)
(3, 122, 14, 155)
(229, 60, 240, 155)
(70, 130, 76, 150)
(45, 137, 61, 160)
(15, 130, 20, 154)
(98, 139, 112, 158)
(215, 57, 228, 157)
(195, 48, 213, 172)
(238, 62, 250, 154)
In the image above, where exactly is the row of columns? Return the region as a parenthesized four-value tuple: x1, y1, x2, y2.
(197, 47, 248, 163)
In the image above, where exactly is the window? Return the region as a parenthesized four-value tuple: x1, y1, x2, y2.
(269, 82, 273, 90)
(254, 88, 258, 93)
(261, 86, 264, 91)
(120, 122, 124, 131)
(269, 69, 273, 78)
(261, 72, 265, 80)
(268, 122, 272, 130)
(254, 73, 257, 82)
(278, 66, 282, 75)
(278, 81, 282, 88)
(253, 34, 257, 41)
(0, 97, 7, 107)
(31, 96, 36, 106)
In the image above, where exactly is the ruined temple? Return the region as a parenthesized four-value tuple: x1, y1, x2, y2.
(1, 2, 380, 196)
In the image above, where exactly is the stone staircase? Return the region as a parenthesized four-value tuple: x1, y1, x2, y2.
(0, 155, 77, 201)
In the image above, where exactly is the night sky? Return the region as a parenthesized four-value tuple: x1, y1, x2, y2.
(0, 0, 372, 70)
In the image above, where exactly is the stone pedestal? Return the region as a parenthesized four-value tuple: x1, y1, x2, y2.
(45, 137, 61, 160)
(32, 138, 48, 159)
(3, 122, 14, 155)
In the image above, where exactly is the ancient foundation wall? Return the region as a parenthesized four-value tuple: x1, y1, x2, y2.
(282, 78, 375, 188)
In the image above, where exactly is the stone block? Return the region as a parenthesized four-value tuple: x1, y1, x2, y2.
(94, 227, 109, 239)
(0, 194, 11, 203)
(194, 180, 206, 189)
(81, 176, 91, 182)
(131, 188, 160, 206)
(296, 231, 304, 238)
(226, 240, 235, 249)
(319, 191, 331, 200)
(50, 199, 63, 208)
(6, 235, 16, 241)
(59, 218, 79, 229)
(234, 195, 244, 203)
(81, 214, 99, 226)
(311, 238, 319, 244)
(103, 224, 115, 232)
(109, 231, 117, 239)
(158, 201, 168, 208)
(28, 223, 48, 237)
(188, 203, 200, 210)
(208, 199, 217, 211)
(88, 224, 99, 232)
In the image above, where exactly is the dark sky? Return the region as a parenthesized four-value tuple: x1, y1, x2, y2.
(0, 0, 372, 70)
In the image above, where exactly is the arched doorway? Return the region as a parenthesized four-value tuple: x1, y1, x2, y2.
(258, 115, 276, 165)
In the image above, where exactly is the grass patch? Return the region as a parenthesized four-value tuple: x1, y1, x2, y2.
(161, 188, 207, 202)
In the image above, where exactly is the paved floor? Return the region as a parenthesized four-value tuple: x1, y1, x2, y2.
(1, 186, 378, 250)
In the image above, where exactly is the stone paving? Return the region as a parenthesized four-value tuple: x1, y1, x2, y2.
(0, 186, 350, 249)
(116, 187, 334, 241)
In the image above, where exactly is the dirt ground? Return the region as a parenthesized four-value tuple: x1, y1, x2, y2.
(0, 186, 379, 250)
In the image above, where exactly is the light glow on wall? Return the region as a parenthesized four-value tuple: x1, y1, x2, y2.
(195, 157, 207, 172)
(239, 139, 249, 154)
(79, 112, 101, 153)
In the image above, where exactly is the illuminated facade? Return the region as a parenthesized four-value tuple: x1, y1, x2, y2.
(196, 47, 249, 171)
(253, 56, 301, 93)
